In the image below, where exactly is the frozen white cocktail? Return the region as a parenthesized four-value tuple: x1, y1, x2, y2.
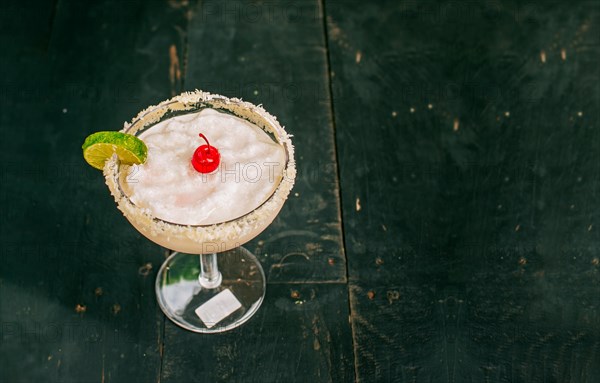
(125, 109, 285, 224)
(83, 90, 296, 333)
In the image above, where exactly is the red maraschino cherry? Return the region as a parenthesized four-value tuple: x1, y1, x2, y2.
(191, 133, 220, 173)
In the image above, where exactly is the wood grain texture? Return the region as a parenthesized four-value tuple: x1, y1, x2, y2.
(159, 2, 353, 381)
(183, 0, 346, 283)
(161, 283, 354, 383)
(4, 0, 598, 381)
(0, 0, 58, 54)
(0, 0, 191, 381)
(327, 0, 600, 381)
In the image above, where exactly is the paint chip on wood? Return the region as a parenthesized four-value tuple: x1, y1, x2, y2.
(453, 118, 460, 131)
(355, 197, 361, 211)
(75, 304, 87, 313)
(168, 44, 181, 96)
(138, 263, 152, 276)
(313, 338, 321, 350)
(387, 290, 400, 304)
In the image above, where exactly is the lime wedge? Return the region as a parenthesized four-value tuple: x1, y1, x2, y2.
(82, 131, 148, 170)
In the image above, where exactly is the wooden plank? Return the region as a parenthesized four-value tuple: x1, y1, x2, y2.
(327, 0, 600, 381)
(183, 0, 346, 283)
(160, 1, 353, 381)
(161, 283, 354, 383)
(0, 0, 191, 381)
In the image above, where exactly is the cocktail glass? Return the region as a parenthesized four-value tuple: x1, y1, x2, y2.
(104, 91, 295, 333)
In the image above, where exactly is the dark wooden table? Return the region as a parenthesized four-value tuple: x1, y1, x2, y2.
(1, 1, 599, 382)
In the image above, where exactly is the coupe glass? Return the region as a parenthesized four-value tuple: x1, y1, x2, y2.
(104, 91, 295, 333)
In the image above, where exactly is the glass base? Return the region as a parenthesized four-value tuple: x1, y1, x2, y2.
(155, 247, 266, 333)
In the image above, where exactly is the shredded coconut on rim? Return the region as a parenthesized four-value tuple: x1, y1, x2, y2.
(104, 90, 296, 253)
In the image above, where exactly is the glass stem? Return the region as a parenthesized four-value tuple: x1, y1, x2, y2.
(199, 253, 222, 289)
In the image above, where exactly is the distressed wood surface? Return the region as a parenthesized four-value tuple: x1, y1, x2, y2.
(326, 0, 600, 381)
(3, 0, 599, 382)
(161, 283, 353, 383)
(2, 0, 351, 382)
(0, 0, 190, 381)
(161, 1, 353, 382)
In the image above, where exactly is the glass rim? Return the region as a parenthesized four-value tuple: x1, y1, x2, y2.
(104, 90, 296, 232)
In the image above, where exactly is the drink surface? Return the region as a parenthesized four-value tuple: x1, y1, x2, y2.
(123, 108, 286, 225)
